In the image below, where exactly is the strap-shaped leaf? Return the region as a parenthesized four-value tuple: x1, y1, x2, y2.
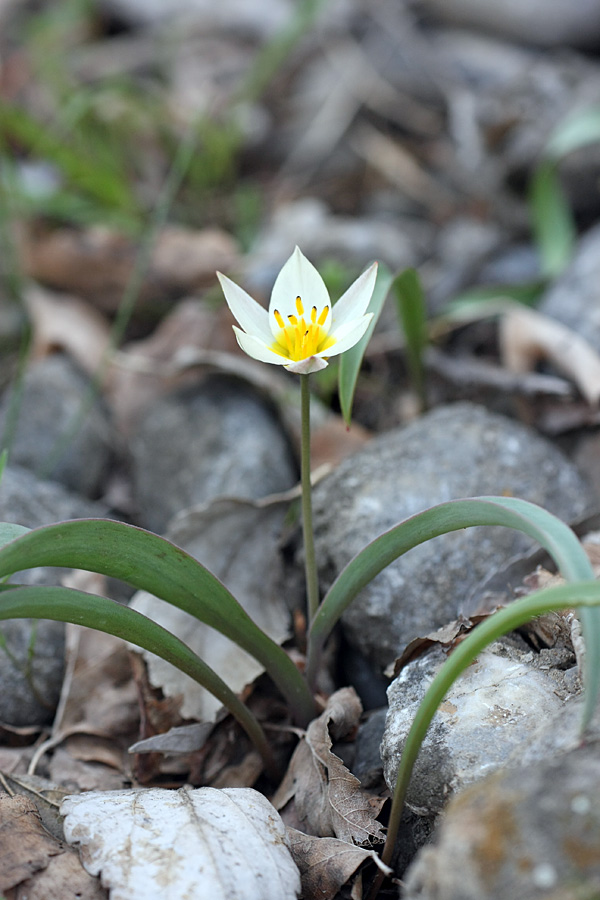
(338, 264, 393, 425)
(0, 583, 277, 774)
(0, 519, 315, 725)
(370, 578, 600, 896)
(307, 496, 599, 728)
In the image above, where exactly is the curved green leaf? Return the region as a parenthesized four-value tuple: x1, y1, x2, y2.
(376, 579, 600, 883)
(307, 497, 598, 727)
(338, 263, 393, 425)
(0, 519, 315, 725)
(0, 583, 278, 775)
(0, 523, 29, 551)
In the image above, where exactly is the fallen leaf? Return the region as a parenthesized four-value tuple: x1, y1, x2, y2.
(129, 497, 292, 722)
(23, 283, 111, 374)
(0, 792, 105, 899)
(105, 298, 238, 435)
(61, 786, 301, 900)
(0, 793, 59, 891)
(387, 614, 488, 676)
(273, 688, 385, 845)
(286, 828, 391, 900)
(21, 224, 239, 313)
(500, 305, 600, 405)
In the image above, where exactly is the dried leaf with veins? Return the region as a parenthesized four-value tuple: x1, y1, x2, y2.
(273, 687, 385, 845)
(286, 828, 391, 900)
(61, 786, 300, 900)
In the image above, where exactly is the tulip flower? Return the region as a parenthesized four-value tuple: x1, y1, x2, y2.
(217, 246, 377, 375)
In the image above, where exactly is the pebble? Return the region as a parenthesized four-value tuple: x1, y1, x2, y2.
(129, 374, 297, 533)
(0, 354, 114, 500)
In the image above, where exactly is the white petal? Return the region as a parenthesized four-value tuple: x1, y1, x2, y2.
(331, 262, 378, 330)
(233, 327, 290, 366)
(285, 355, 329, 374)
(217, 273, 272, 343)
(269, 247, 331, 332)
(320, 313, 373, 358)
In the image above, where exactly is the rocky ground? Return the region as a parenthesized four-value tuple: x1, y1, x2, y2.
(2, 0, 600, 898)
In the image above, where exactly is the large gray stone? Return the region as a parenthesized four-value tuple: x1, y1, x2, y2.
(311, 403, 590, 669)
(381, 641, 573, 816)
(0, 464, 108, 726)
(403, 741, 600, 899)
(0, 354, 114, 499)
(129, 374, 297, 533)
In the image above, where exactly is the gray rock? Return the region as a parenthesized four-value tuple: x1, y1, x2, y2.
(129, 374, 297, 533)
(417, 0, 600, 48)
(381, 641, 570, 816)
(403, 741, 600, 899)
(0, 464, 108, 726)
(311, 403, 590, 669)
(540, 223, 600, 354)
(0, 354, 114, 499)
(0, 463, 108, 529)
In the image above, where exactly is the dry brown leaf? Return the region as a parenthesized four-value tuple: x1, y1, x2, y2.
(286, 827, 391, 900)
(310, 416, 372, 470)
(23, 284, 111, 374)
(105, 298, 237, 433)
(388, 614, 489, 676)
(0, 793, 59, 891)
(21, 224, 239, 313)
(273, 688, 385, 846)
(500, 305, 600, 405)
(0, 793, 105, 899)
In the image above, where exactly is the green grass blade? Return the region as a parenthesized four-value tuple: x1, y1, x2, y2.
(393, 268, 428, 409)
(306, 497, 597, 717)
(545, 106, 600, 160)
(338, 264, 394, 425)
(0, 583, 277, 775)
(372, 578, 600, 891)
(529, 160, 576, 278)
(0, 519, 315, 725)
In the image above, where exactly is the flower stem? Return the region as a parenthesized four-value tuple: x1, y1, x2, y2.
(300, 374, 320, 625)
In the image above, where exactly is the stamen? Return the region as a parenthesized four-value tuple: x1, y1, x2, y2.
(288, 314, 298, 326)
(274, 309, 285, 329)
(311, 306, 317, 324)
(318, 305, 329, 326)
(296, 296, 304, 316)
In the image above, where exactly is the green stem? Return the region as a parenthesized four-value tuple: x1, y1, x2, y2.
(300, 374, 320, 625)
(367, 581, 600, 899)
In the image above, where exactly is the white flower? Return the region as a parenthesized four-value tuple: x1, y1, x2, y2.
(217, 246, 377, 375)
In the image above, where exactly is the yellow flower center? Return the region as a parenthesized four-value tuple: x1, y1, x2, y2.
(272, 296, 336, 361)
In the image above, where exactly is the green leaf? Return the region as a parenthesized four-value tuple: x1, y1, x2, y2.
(378, 578, 600, 879)
(0, 523, 29, 551)
(529, 160, 576, 279)
(306, 496, 598, 729)
(0, 101, 139, 219)
(0, 519, 315, 725)
(393, 268, 428, 409)
(338, 263, 394, 425)
(545, 106, 600, 160)
(0, 583, 277, 775)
